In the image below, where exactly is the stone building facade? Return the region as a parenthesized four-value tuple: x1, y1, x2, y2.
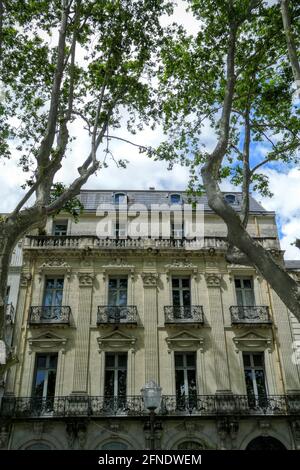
(1, 189, 300, 450)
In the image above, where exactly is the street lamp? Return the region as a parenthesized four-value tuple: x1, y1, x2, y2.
(141, 380, 162, 450)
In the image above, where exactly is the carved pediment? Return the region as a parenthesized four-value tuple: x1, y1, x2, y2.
(233, 331, 272, 352)
(38, 259, 71, 281)
(28, 331, 68, 353)
(166, 330, 204, 352)
(97, 330, 137, 351)
(102, 259, 135, 280)
(165, 259, 199, 280)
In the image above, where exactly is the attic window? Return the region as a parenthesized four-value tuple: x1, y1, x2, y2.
(114, 193, 126, 204)
(170, 194, 181, 204)
(224, 194, 237, 205)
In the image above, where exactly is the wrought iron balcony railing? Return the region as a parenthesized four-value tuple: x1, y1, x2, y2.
(230, 306, 271, 324)
(97, 305, 138, 325)
(164, 306, 204, 324)
(2, 394, 299, 418)
(29, 306, 71, 325)
(5, 303, 15, 324)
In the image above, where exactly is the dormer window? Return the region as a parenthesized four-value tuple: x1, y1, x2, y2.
(114, 193, 127, 204)
(52, 220, 68, 236)
(224, 194, 236, 205)
(170, 194, 181, 204)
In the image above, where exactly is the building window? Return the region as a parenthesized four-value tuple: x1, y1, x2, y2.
(170, 194, 181, 204)
(172, 278, 191, 308)
(5, 285, 10, 304)
(43, 278, 64, 307)
(104, 353, 127, 405)
(224, 194, 236, 205)
(171, 222, 184, 239)
(114, 193, 126, 204)
(234, 277, 255, 306)
(108, 277, 128, 306)
(33, 353, 58, 401)
(243, 352, 267, 406)
(175, 352, 197, 409)
(115, 222, 127, 238)
(52, 220, 68, 236)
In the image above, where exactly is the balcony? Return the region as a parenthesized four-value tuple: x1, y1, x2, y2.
(25, 235, 281, 253)
(2, 394, 299, 419)
(230, 306, 271, 326)
(29, 306, 71, 325)
(164, 306, 204, 325)
(97, 306, 138, 325)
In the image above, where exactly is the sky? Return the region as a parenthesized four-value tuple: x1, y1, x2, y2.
(1, 0, 299, 260)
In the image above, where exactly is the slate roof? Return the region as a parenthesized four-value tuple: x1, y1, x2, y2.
(285, 260, 300, 270)
(78, 190, 270, 213)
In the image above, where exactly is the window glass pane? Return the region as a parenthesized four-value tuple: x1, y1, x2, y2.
(244, 369, 255, 397)
(106, 354, 115, 368)
(104, 370, 114, 396)
(244, 289, 255, 305)
(119, 279, 128, 288)
(175, 369, 185, 396)
(170, 194, 181, 204)
(187, 370, 197, 395)
(243, 354, 251, 367)
(236, 290, 244, 306)
(186, 353, 196, 367)
(253, 354, 263, 367)
(243, 279, 252, 289)
(108, 290, 117, 305)
(172, 278, 179, 288)
(54, 290, 63, 306)
(118, 291, 127, 306)
(182, 290, 191, 306)
(175, 353, 183, 367)
(49, 355, 58, 369)
(118, 370, 127, 396)
(47, 370, 57, 396)
(109, 279, 117, 289)
(172, 291, 180, 306)
(234, 279, 241, 288)
(55, 279, 64, 289)
(118, 354, 127, 368)
(255, 370, 267, 396)
(37, 355, 47, 368)
(34, 370, 45, 397)
(182, 278, 190, 288)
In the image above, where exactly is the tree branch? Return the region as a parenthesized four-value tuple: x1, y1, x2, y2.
(240, 107, 251, 227)
(281, 0, 300, 91)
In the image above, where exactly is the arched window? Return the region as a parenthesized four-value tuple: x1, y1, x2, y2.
(114, 193, 127, 204)
(224, 194, 236, 205)
(246, 436, 286, 450)
(170, 194, 181, 204)
(177, 441, 205, 450)
(25, 442, 52, 450)
(101, 441, 128, 450)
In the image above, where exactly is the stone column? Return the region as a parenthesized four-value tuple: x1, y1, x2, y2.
(205, 273, 231, 393)
(142, 272, 159, 383)
(72, 273, 94, 394)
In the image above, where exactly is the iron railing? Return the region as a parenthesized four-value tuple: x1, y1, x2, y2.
(29, 306, 71, 325)
(97, 306, 138, 324)
(164, 306, 204, 324)
(230, 306, 271, 324)
(2, 394, 299, 418)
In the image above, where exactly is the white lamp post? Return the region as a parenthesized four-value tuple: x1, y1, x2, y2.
(141, 380, 162, 450)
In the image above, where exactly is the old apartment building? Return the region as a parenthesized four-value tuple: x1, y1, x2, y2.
(1, 189, 300, 450)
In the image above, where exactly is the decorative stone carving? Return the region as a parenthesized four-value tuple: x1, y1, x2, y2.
(258, 420, 271, 437)
(141, 272, 159, 287)
(97, 330, 137, 352)
(20, 273, 32, 287)
(38, 259, 71, 281)
(205, 273, 222, 287)
(102, 259, 135, 280)
(0, 422, 10, 449)
(166, 330, 204, 352)
(165, 260, 199, 280)
(28, 331, 68, 353)
(233, 331, 272, 353)
(78, 273, 94, 286)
